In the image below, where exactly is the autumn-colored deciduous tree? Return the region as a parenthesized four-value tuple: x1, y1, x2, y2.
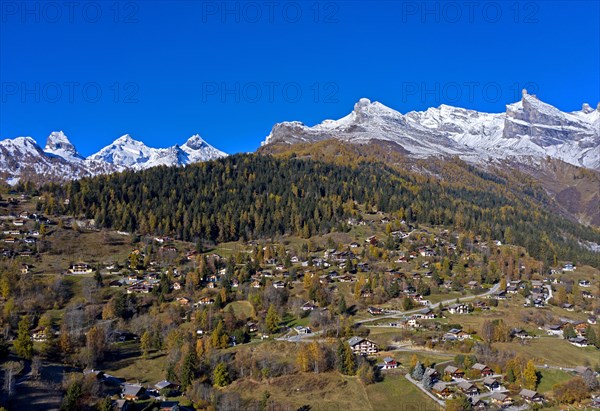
(523, 360, 538, 390)
(213, 362, 230, 387)
(195, 338, 206, 358)
(210, 320, 229, 349)
(140, 330, 152, 358)
(308, 341, 326, 374)
(296, 342, 330, 374)
(357, 363, 375, 385)
(409, 354, 418, 371)
(14, 316, 33, 360)
(82, 326, 108, 368)
(265, 304, 280, 334)
(296, 344, 311, 372)
(553, 377, 590, 404)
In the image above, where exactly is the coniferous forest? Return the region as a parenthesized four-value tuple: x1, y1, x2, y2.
(38, 153, 600, 268)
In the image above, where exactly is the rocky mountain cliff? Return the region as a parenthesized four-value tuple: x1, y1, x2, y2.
(263, 91, 599, 170)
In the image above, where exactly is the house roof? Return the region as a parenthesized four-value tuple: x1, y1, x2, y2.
(457, 381, 476, 390)
(472, 363, 488, 371)
(490, 392, 509, 401)
(160, 401, 180, 410)
(483, 377, 498, 385)
(444, 365, 459, 374)
(519, 389, 540, 399)
(155, 380, 176, 390)
(122, 384, 144, 396)
(83, 368, 103, 375)
(470, 397, 484, 406)
(383, 357, 395, 363)
(432, 382, 448, 392)
(348, 336, 364, 347)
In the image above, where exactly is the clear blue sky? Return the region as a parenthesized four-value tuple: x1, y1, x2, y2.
(1, 0, 599, 155)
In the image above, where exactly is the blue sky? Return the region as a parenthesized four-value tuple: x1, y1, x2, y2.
(1, 0, 599, 155)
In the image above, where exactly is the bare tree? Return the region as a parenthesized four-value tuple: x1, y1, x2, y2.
(2, 361, 24, 399)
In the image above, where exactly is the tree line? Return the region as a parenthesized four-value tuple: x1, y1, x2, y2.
(37, 153, 600, 267)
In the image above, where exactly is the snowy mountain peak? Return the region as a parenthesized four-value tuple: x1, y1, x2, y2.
(45, 131, 71, 148)
(12, 136, 38, 147)
(0, 131, 229, 183)
(352, 98, 400, 118)
(113, 134, 141, 144)
(354, 98, 372, 111)
(180, 134, 227, 162)
(264, 95, 600, 170)
(44, 131, 84, 161)
(183, 134, 209, 150)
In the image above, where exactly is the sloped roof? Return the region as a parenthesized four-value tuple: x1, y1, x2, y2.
(519, 388, 539, 399)
(122, 384, 144, 396)
(483, 377, 498, 385)
(348, 336, 364, 346)
(491, 392, 509, 401)
(155, 380, 176, 390)
(458, 381, 476, 390)
(472, 363, 488, 370)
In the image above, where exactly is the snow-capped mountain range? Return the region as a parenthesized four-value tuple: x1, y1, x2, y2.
(2, 91, 598, 184)
(264, 91, 600, 171)
(0, 132, 227, 184)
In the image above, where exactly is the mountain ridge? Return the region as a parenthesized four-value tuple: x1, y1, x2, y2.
(1, 92, 598, 184)
(0, 132, 227, 184)
(263, 91, 600, 171)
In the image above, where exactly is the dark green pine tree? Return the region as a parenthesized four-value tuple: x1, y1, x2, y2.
(180, 349, 198, 389)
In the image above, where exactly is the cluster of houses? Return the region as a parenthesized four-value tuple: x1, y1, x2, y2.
(0, 212, 49, 258)
(544, 320, 597, 348)
(425, 362, 599, 408)
(115, 272, 160, 294)
(524, 280, 550, 307)
(82, 369, 186, 411)
(428, 362, 546, 408)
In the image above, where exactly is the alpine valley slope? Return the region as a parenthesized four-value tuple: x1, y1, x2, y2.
(263, 90, 600, 171)
(0, 131, 227, 184)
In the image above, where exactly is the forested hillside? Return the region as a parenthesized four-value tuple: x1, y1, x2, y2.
(39, 153, 600, 267)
